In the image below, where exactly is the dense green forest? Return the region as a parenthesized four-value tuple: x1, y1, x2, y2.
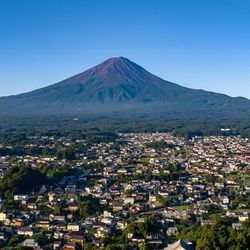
(0, 113, 249, 138)
(178, 219, 250, 250)
(0, 165, 77, 199)
(0, 166, 47, 199)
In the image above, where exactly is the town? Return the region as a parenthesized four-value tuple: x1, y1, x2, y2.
(0, 132, 249, 250)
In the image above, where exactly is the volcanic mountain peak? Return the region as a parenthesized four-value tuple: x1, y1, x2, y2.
(61, 56, 165, 92)
(63, 56, 140, 86)
(98, 56, 129, 66)
(80, 56, 145, 80)
(88, 56, 133, 74)
(95, 56, 136, 68)
(88, 56, 125, 72)
(0, 56, 249, 117)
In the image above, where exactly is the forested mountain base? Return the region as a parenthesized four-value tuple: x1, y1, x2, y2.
(0, 113, 249, 139)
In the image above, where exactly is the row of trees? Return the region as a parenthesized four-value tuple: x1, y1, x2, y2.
(145, 140, 175, 150)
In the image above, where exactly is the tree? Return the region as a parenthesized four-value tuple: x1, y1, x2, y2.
(63, 147, 75, 160)
(84, 243, 98, 250)
(156, 195, 170, 206)
(7, 235, 24, 247)
(79, 197, 101, 219)
(139, 244, 150, 250)
(105, 244, 126, 250)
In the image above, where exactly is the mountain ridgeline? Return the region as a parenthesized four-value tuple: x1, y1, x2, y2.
(0, 57, 250, 121)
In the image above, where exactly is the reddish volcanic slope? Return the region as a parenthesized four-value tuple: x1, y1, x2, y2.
(8, 56, 186, 105)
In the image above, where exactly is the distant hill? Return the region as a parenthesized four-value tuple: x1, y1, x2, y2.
(0, 56, 249, 120)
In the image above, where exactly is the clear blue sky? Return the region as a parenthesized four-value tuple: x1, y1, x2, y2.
(1, 0, 250, 98)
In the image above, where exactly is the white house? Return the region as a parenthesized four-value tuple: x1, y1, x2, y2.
(67, 223, 80, 232)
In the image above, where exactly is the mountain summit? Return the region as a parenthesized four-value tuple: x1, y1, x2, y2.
(0, 57, 249, 117)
